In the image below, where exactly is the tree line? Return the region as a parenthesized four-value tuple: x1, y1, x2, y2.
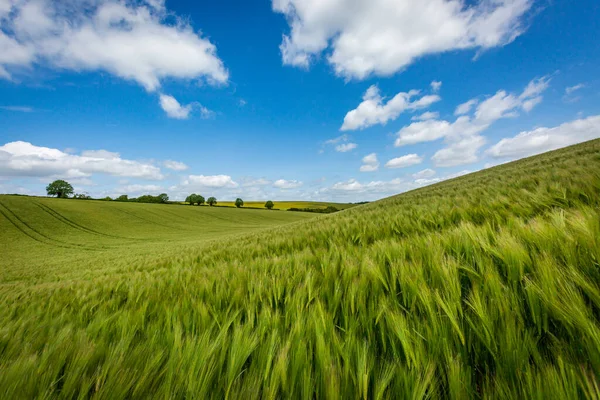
(46, 180, 276, 209)
(185, 194, 275, 209)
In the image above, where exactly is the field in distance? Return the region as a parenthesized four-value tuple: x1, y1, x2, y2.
(215, 200, 359, 210)
(1, 140, 599, 398)
(0, 196, 316, 279)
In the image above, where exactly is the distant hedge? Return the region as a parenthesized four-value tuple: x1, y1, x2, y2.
(287, 206, 340, 214)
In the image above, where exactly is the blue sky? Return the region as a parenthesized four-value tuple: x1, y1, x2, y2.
(1, 0, 599, 202)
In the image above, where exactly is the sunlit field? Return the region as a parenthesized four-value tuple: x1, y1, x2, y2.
(1, 139, 599, 398)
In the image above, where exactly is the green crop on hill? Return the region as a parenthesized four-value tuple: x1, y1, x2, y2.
(1, 140, 600, 399)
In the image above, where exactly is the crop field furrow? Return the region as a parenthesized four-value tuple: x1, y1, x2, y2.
(112, 207, 187, 230)
(0, 205, 65, 248)
(0, 201, 96, 250)
(34, 202, 135, 241)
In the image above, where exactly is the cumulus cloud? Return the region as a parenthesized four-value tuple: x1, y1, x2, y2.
(159, 94, 193, 119)
(385, 153, 423, 169)
(184, 175, 239, 188)
(431, 81, 442, 92)
(394, 76, 550, 167)
(159, 94, 213, 120)
(0, 0, 228, 90)
(486, 115, 600, 159)
(455, 99, 478, 116)
(341, 85, 441, 131)
(0, 141, 164, 179)
(335, 142, 357, 152)
(412, 168, 436, 179)
(273, 0, 532, 80)
(163, 160, 188, 171)
(360, 153, 379, 172)
(414, 177, 441, 186)
(412, 111, 440, 121)
(273, 179, 303, 189)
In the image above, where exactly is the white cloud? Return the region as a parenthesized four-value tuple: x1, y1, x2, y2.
(431, 135, 486, 167)
(359, 164, 379, 172)
(273, 179, 303, 189)
(455, 99, 478, 116)
(563, 83, 585, 103)
(341, 85, 440, 131)
(414, 177, 441, 185)
(0, 0, 228, 90)
(412, 168, 436, 179)
(486, 115, 600, 159)
(0, 105, 34, 112)
(158, 94, 213, 119)
(565, 83, 585, 95)
(273, 0, 532, 80)
(323, 134, 357, 153)
(163, 160, 188, 171)
(431, 81, 442, 92)
(360, 152, 379, 172)
(80, 150, 120, 159)
(519, 76, 551, 100)
(330, 178, 404, 193)
(412, 111, 440, 121)
(522, 96, 543, 112)
(335, 142, 357, 152)
(0, 141, 164, 180)
(385, 153, 423, 169)
(325, 134, 349, 145)
(159, 94, 191, 119)
(394, 76, 551, 167)
(395, 119, 452, 147)
(185, 175, 239, 188)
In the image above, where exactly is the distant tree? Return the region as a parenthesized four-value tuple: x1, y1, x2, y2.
(207, 197, 217, 206)
(158, 193, 169, 203)
(46, 180, 74, 198)
(235, 198, 244, 208)
(265, 200, 274, 210)
(186, 194, 205, 205)
(116, 195, 128, 202)
(186, 194, 198, 205)
(73, 193, 91, 200)
(103, 196, 112, 201)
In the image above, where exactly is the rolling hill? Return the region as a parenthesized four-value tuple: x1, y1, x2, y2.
(1, 139, 599, 398)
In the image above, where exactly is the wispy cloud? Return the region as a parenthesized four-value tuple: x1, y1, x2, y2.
(0, 106, 34, 112)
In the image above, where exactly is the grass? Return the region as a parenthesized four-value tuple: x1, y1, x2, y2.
(1, 139, 600, 398)
(210, 201, 358, 210)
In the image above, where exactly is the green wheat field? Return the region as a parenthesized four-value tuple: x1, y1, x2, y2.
(1, 139, 600, 398)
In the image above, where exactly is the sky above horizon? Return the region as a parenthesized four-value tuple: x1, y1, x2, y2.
(1, 0, 599, 202)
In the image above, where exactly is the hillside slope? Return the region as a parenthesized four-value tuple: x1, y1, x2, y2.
(1, 140, 600, 398)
